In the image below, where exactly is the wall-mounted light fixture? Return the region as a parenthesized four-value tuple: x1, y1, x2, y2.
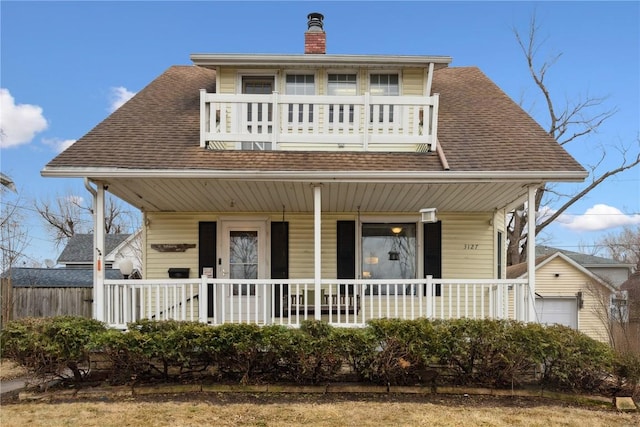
(420, 208, 438, 223)
(576, 291, 584, 310)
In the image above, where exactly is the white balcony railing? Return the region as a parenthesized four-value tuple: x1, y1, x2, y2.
(102, 277, 530, 329)
(200, 91, 439, 152)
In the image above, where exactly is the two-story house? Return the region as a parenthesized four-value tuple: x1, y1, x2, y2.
(41, 14, 587, 329)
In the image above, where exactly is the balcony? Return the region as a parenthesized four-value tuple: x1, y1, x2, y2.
(200, 91, 439, 152)
(101, 277, 531, 329)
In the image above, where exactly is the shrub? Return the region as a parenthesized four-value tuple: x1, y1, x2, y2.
(1, 316, 106, 384)
(538, 324, 614, 392)
(1, 316, 623, 394)
(613, 351, 640, 397)
(366, 318, 438, 385)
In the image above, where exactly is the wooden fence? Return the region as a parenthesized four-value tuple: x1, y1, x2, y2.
(1, 278, 92, 325)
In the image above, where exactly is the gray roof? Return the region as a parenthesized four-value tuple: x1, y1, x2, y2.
(535, 245, 634, 267)
(57, 234, 131, 264)
(2, 268, 124, 288)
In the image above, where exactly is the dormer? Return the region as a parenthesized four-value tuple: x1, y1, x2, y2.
(192, 13, 451, 152)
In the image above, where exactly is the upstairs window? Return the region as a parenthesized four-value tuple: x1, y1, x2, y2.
(285, 74, 315, 123)
(370, 73, 399, 122)
(328, 73, 356, 123)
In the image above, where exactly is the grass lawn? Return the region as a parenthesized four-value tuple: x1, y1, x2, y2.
(1, 393, 638, 427)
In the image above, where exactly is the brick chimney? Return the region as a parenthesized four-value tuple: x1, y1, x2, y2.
(305, 12, 326, 54)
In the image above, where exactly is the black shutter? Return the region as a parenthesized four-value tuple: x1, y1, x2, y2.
(423, 221, 442, 296)
(337, 221, 356, 294)
(198, 222, 216, 317)
(271, 222, 289, 315)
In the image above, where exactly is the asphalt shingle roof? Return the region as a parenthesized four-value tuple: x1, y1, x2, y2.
(3, 268, 124, 287)
(57, 234, 131, 264)
(44, 65, 585, 175)
(535, 245, 633, 266)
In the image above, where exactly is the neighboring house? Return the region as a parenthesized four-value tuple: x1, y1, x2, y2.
(41, 14, 587, 329)
(536, 245, 634, 288)
(508, 251, 629, 343)
(58, 232, 142, 275)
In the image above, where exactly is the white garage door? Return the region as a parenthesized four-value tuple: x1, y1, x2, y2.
(535, 297, 578, 329)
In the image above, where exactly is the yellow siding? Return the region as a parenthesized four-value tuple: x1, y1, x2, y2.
(145, 212, 214, 279)
(219, 68, 236, 94)
(402, 68, 423, 96)
(146, 211, 501, 281)
(440, 213, 495, 279)
(288, 214, 314, 278)
(535, 257, 611, 342)
(145, 212, 356, 281)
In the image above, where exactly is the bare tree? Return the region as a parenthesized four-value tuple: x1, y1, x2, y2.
(1, 175, 29, 271)
(507, 14, 640, 265)
(596, 225, 640, 269)
(34, 191, 137, 248)
(1, 177, 30, 326)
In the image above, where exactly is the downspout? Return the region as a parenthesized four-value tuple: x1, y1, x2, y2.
(435, 139, 450, 171)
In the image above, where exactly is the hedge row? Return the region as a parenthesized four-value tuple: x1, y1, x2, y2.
(2, 316, 638, 395)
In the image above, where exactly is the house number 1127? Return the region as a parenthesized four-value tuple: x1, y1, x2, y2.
(464, 244, 479, 250)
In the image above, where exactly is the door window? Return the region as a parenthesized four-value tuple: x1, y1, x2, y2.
(229, 230, 258, 295)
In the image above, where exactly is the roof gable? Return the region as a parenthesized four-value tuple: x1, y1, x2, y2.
(507, 252, 616, 292)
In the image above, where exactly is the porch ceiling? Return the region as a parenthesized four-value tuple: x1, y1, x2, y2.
(103, 178, 530, 213)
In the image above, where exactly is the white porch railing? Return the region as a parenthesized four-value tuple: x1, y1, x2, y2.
(102, 276, 531, 329)
(199, 91, 439, 152)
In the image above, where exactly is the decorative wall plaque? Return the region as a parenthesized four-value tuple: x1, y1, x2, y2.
(151, 243, 196, 252)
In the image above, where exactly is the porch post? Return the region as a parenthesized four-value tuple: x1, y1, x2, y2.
(527, 185, 537, 323)
(313, 184, 322, 320)
(95, 183, 106, 322)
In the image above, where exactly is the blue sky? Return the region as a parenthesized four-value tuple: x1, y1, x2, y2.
(1, 1, 639, 266)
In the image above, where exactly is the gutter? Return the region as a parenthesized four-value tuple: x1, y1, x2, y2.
(190, 53, 453, 67)
(43, 167, 588, 183)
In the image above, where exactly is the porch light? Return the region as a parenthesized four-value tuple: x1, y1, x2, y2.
(420, 208, 438, 223)
(119, 258, 134, 279)
(391, 226, 403, 234)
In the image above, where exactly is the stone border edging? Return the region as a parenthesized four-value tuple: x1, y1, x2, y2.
(16, 382, 630, 410)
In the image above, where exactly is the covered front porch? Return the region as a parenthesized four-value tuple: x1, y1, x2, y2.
(89, 181, 539, 329)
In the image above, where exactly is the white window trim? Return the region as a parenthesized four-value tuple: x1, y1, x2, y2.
(367, 70, 402, 96)
(236, 70, 279, 94)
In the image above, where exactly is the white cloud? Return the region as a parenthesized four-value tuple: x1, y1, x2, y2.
(0, 88, 48, 148)
(42, 138, 76, 153)
(556, 204, 640, 232)
(108, 86, 136, 112)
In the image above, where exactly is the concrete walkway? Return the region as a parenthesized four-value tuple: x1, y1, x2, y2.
(0, 377, 31, 395)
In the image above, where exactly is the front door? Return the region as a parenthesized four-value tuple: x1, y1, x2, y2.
(220, 220, 268, 323)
